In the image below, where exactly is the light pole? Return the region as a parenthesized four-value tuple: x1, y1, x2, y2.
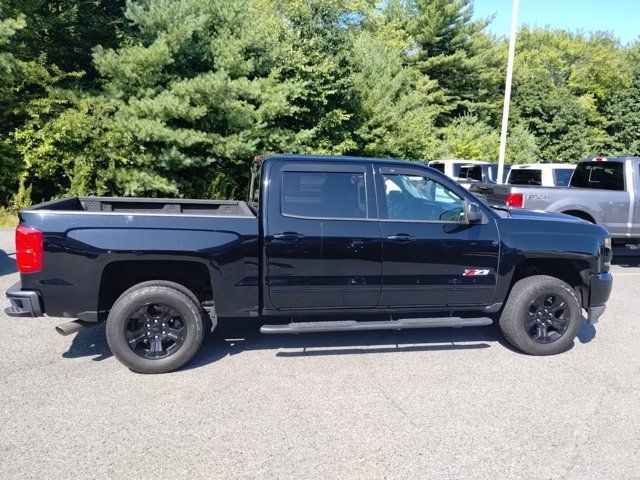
(497, 0, 520, 184)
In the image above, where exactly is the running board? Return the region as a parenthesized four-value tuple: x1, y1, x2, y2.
(260, 317, 492, 334)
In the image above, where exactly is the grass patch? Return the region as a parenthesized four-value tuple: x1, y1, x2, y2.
(0, 207, 18, 228)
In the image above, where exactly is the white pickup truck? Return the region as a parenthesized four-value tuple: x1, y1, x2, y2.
(469, 157, 640, 241)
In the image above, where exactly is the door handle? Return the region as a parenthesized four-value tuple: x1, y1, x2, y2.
(273, 232, 303, 242)
(348, 239, 365, 250)
(387, 234, 416, 243)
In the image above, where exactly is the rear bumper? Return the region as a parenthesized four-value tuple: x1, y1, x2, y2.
(587, 272, 613, 324)
(4, 281, 43, 317)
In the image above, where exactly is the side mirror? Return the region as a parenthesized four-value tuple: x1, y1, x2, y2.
(465, 201, 482, 223)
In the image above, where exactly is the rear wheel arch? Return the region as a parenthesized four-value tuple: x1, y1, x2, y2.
(98, 259, 214, 317)
(561, 209, 596, 224)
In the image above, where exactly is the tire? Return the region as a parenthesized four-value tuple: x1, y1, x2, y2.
(499, 275, 581, 355)
(106, 281, 206, 373)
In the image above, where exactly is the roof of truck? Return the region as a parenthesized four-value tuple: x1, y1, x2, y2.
(266, 154, 426, 167)
(510, 163, 576, 169)
(581, 156, 640, 162)
(429, 159, 490, 165)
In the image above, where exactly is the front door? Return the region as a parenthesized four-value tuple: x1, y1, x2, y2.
(264, 160, 382, 310)
(375, 165, 500, 308)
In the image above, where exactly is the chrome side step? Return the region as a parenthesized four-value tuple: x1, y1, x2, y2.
(260, 317, 492, 334)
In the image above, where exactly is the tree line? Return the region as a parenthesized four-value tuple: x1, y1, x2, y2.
(1, 0, 639, 207)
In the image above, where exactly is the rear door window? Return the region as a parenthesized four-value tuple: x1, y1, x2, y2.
(281, 171, 367, 219)
(553, 168, 574, 186)
(508, 169, 542, 185)
(570, 162, 624, 190)
(430, 163, 445, 173)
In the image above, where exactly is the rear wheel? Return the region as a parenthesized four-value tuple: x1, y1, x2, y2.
(106, 281, 205, 373)
(499, 275, 581, 355)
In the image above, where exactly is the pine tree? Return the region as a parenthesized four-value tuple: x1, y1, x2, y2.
(408, 0, 498, 123)
(75, 0, 306, 198)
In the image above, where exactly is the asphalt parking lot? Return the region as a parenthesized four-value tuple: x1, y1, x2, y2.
(1, 228, 639, 480)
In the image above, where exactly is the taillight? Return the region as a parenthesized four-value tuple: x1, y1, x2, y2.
(16, 225, 43, 273)
(505, 193, 524, 208)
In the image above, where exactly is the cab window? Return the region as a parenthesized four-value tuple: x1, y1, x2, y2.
(281, 171, 367, 219)
(382, 173, 465, 222)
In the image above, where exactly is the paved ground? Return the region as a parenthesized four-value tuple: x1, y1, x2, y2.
(0, 228, 639, 480)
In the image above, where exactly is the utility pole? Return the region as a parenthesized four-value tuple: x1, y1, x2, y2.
(497, 0, 520, 184)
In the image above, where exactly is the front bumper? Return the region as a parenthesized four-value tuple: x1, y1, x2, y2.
(586, 272, 613, 324)
(4, 281, 42, 317)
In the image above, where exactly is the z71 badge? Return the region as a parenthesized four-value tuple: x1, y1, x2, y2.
(463, 269, 491, 276)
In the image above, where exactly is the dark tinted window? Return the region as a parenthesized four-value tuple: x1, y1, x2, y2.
(430, 163, 445, 173)
(508, 169, 542, 185)
(467, 166, 482, 181)
(553, 168, 574, 186)
(570, 162, 624, 190)
(282, 171, 366, 218)
(459, 166, 482, 181)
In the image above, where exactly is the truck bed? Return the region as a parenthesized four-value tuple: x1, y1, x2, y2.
(26, 196, 256, 217)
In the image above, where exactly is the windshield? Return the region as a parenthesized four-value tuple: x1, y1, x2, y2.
(570, 162, 624, 190)
(508, 169, 542, 185)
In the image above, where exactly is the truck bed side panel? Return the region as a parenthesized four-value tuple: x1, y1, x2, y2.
(18, 211, 259, 319)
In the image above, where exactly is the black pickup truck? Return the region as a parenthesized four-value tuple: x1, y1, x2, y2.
(6, 155, 613, 373)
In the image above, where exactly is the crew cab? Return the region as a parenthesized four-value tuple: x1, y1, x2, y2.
(470, 157, 640, 241)
(5, 155, 613, 373)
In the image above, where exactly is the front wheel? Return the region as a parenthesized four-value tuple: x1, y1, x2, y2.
(499, 275, 581, 355)
(106, 281, 205, 373)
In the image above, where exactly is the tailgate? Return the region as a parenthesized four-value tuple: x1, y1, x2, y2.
(469, 183, 510, 206)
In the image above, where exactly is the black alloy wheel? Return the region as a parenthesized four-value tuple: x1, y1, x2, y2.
(125, 303, 187, 359)
(524, 294, 570, 344)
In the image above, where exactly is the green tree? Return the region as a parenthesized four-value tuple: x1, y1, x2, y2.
(0, 11, 27, 204)
(510, 28, 629, 162)
(350, 31, 442, 159)
(22, 0, 313, 199)
(0, 0, 125, 204)
(408, 0, 502, 123)
(604, 43, 640, 155)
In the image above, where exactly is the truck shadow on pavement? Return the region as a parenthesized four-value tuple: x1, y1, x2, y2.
(0, 249, 17, 277)
(62, 318, 597, 370)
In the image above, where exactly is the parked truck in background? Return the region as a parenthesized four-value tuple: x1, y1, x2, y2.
(6, 155, 613, 373)
(470, 157, 640, 242)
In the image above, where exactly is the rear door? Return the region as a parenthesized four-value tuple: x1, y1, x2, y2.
(375, 165, 500, 307)
(264, 160, 382, 310)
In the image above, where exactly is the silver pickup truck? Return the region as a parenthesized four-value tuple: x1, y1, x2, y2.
(469, 157, 640, 240)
